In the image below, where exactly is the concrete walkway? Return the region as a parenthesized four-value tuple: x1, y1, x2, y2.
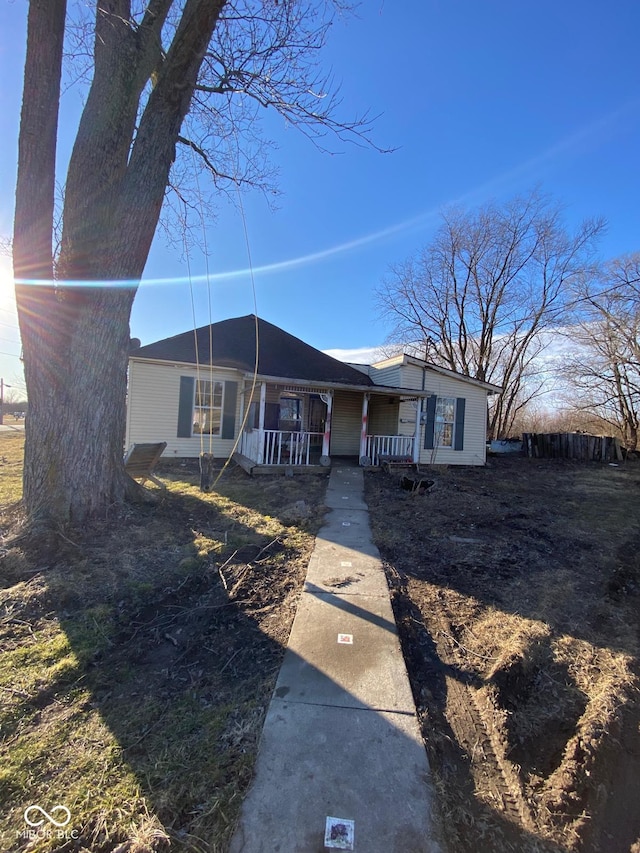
(230, 464, 442, 853)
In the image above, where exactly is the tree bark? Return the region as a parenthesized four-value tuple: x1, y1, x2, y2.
(13, 0, 65, 285)
(13, 0, 69, 525)
(14, 0, 226, 525)
(199, 452, 216, 492)
(13, 0, 365, 526)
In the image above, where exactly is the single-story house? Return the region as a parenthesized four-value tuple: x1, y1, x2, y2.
(126, 315, 501, 470)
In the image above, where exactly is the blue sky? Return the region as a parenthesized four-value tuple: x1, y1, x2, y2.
(1, 0, 640, 392)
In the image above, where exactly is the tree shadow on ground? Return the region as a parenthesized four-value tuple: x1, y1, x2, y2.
(1, 469, 326, 851)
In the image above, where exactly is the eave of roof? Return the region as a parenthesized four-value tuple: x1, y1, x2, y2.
(128, 354, 430, 397)
(242, 370, 431, 397)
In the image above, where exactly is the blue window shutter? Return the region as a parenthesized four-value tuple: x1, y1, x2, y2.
(221, 381, 238, 440)
(424, 395, 437, 449)
(177, 376, 194, 438)
(454, 397, 466, 451)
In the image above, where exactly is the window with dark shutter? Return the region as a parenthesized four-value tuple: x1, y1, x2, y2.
(177, 377, 238, 440)
(454, 398, 465, 451)
(221, 381, 238, 439)
(424, 394, 465, 451)
(424, 395, 437, 450)
(177, 376, 195, 438)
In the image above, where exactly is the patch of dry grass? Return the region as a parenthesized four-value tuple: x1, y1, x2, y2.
(366, 457, 640, 853)
(0, 432, 24, 507)
(0, 444, 328, 851)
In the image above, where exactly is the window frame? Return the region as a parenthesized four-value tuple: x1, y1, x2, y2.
(192, 378, 225, 437)
(278, 394, 304, 431)
(434, 396, 456, 448)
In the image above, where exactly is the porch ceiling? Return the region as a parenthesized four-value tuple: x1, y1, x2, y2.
(242, 372, 431, 399)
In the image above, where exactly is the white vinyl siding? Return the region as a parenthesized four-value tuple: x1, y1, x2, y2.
(397, 399, 419, 437)
(399, 364, 488, 465)
(367, 359, 489, 465)
(331, 390, 363, 455)
(368, 397, 400, 436)
(126, 354, 490, 466)
(126, 360, 242, 458)
(368, 363, 403, 387)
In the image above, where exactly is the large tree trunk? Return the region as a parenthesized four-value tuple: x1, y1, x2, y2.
(14, 0, 226, 526)
(19, 288, 136, 523)
(13, 0, 65, 286)
(13, 0, 68, 525)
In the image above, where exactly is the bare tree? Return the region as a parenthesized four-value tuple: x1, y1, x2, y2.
(377, 190, 604, 439)
(513, 402, 619, 439)
(13, 0, 378, 527)
(561, 254, 640, 451)
(2, 386, 26, 406)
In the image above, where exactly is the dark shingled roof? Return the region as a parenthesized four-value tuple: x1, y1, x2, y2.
(133, 315, 375, 387)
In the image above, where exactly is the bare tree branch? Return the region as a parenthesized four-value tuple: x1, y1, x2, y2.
(377, 189, 605, 439)
(559, 255, 640, 450)
(177, 134, 249, 186)
(14, 0, 386, 525)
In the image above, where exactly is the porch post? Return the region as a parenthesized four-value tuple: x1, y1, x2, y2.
(239, 383, 246, 430)
(321, 391, 333, 458)
(360, 393, 370, 463)
(237, 384, 247, 457)
(257, 381, 267, 464)
(413, 397, 422, 463)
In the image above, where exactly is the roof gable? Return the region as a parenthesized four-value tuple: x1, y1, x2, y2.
(132, 315, 375, 387)
(371, 353, 502, 393)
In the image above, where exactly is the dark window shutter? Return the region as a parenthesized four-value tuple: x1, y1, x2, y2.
(454, 397, 466, 451)
(221, 381, 238, 439)
(177, 376, 195, 438)
(424, 395, 437, 449)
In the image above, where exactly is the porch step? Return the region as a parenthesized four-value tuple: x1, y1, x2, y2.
(231, 452, 330, 477)
(232, 452, 257, 475)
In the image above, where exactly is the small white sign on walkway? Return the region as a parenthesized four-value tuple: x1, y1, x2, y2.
(324, 816, 355, 850)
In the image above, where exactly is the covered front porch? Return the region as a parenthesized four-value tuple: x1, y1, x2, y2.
(236, 380, 423, 471)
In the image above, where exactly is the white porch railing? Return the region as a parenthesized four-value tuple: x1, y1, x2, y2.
(240, 429, 262, 463)
(365, 434, 415, 466)
(240, 429, 323, 466)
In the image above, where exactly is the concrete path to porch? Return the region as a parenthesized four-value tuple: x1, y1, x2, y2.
(229, 463, 442, 853)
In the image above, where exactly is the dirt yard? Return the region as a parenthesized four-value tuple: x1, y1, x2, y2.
(0, 444, 328, 852)
(365, 455, 640, 853)
(2, 437, 639, 852)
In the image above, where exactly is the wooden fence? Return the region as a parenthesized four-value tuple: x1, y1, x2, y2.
(521, 432, 623, 462)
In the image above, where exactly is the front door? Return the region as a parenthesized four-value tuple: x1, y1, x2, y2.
(308, 395, 326, 452)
